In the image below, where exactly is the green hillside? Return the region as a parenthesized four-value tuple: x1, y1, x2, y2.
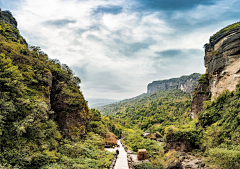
(107, 75, 240, 168)
(108, 90, 192, 131)
(0, 11, 117, 169)
(98, 93, 148, 116)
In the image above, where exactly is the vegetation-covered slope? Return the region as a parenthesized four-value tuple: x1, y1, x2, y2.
(108, 74, 240, 168)
(0, 11, 117, 169)
(109, 90, 192, 132)
(98, 93, 148, 116)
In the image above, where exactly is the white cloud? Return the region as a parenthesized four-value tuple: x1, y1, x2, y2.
(7, 0, 237, 99)
(9, 0, 178, 100)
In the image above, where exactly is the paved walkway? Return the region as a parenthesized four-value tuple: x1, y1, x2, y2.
(114, 140, 129, 169)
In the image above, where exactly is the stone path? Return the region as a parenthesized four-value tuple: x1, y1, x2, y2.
(114, 140, 129, 169)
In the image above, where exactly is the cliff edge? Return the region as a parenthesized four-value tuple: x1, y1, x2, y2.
(147, 73, 201, 95)
(0, 8, 28, 46)
(191, 22, 240, 118)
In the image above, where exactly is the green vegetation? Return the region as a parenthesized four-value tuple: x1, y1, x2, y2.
(109, 90, 192, 133)
(0, 15, 115, 168)
(122, 129, 165, 168)
(2, 10, 240, 169)
(197, 73, 209, 84)
(105, 80, 240, 168)
(211, 21, 240, 39)
(133, 162, 164, 169)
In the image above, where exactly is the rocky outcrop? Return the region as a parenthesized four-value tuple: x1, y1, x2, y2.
(0, 8, 28, 46)
(190, 80, 209, 119)
(191, 22, 240, 117)
(164, 140, 192, 153)
(0, 9, 17, 28)
(147, 73, 201, 95)
(178, 152, 206, 169)
(206, 25, 240, 100)
(165, 151, 207, 169)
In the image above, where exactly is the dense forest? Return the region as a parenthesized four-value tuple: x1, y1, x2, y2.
(108, 90, 192, 132)
(104, 74, 240, 168)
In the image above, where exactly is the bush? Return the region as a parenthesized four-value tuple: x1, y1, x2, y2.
(207, 148, 240, 169)
(134, 162, 165, 169)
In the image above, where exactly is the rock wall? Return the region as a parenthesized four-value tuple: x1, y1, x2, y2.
(206, 27, 240, 100)
(190, 82, 209, 119)
(191, 23, 240, 118)
(147, 73, 201, 95)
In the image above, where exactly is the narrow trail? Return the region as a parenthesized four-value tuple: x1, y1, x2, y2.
(114, 140, 129, 169)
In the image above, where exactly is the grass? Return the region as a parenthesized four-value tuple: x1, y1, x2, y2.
(211, 21, 240, 39)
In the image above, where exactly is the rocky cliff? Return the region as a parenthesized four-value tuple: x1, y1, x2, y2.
(191, 22, 240, 118)
(0, 8, 17, 28)
(147, 73, 201, 95)
(0, 9, 28, 46)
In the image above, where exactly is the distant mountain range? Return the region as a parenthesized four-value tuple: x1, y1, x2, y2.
(87, 98, 120, 108)
(97, 73, 201, 115)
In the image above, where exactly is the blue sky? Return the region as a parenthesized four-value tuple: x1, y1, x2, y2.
(0, 0, 240, 100)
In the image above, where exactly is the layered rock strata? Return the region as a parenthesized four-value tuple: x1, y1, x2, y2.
(206, 27, 240, 100)
(191, 23, 240, 118)
(147, 73, 201, 95)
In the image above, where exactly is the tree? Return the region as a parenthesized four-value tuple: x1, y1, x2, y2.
(0, 53, 25, 99)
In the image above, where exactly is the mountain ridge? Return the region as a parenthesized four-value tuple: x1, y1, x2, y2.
(147, 73, 201, 95)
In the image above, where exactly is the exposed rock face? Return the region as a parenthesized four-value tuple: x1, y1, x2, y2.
(0, 9, 17, 28)
(147, 73, 201, 95)
(205, 26, 240, 100)
(178, 152, 206, 169)
(190, 82, 209, 119)
(164, 140, 192, 153)
(191, 24, 240, 118)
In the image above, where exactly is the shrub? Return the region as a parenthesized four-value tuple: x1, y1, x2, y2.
(207, 148, 240, 169)
(134, 162, 165, 169)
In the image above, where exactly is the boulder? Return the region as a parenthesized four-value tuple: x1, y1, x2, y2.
(137, 149, 147, 160)
(167, 162, 183, 169)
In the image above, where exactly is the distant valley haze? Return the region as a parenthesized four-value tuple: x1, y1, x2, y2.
(1, 0, 240, 100)
(87, 98, 120, 108)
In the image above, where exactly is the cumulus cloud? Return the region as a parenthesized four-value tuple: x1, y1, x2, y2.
(1, 0, 239, 99)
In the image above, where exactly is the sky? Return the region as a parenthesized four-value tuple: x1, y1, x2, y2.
(1, 0, 240, 100)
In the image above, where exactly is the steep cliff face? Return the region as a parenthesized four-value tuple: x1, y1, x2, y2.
(205, 25, 240, 100)
(147, 73, 201, 95)
(190, 82, 209, 119)
(191, 22, 240, 118)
